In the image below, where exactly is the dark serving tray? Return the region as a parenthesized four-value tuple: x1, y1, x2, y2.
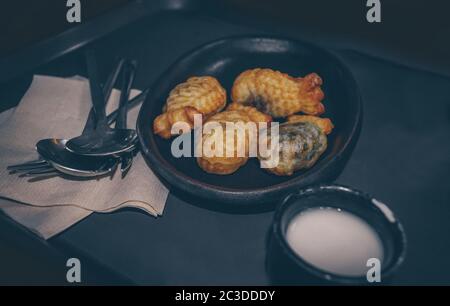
(1, 3, 449, 285)
(137, 36, 362, 209)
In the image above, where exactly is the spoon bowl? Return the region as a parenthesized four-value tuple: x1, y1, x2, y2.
(65, 128, 137, 157)
(36, 139, 118, 177)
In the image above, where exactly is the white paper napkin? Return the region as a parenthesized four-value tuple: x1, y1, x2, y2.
(0, 75, 169, 239)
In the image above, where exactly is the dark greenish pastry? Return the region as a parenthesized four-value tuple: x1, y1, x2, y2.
(259, 121, 328, 176)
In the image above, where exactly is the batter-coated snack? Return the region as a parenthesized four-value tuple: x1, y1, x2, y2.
(197, 108, 271, 175)
(153, 76, 226, 138)
(231, 68, 325, 117)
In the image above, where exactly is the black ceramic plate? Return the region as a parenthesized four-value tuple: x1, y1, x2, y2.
(137, 36, 362, 210)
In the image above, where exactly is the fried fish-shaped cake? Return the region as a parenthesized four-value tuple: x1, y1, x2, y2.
(259, 116, 333, 176)
(197, 108, 272, 175)
(153, 76, 226, 138)
(231, 68, 325, 118)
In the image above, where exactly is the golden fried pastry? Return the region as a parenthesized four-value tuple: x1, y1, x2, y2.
(153, 76, 226, 138)
(259, 116, 333, 176)
(231, 68, 325, 117)
(227, 103, 272, 124)
(287, 115, 334, 135)
(197, 108, 271, 175)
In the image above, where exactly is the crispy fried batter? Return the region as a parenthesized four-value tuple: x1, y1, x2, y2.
(227, 103, 272, 124)
(197, 108, 271, 175)
(153, 76, 226, 138)
(287, 115, 334, 135)
(231, 68, 325, 117)
(153, 106, 201, 139)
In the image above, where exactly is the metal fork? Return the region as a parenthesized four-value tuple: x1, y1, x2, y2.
(7, 83, 148, 176)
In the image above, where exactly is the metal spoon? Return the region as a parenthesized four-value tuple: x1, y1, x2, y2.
(20, 58, 125, 178)
(65, 50, 137, 156)
(36, 139, 117, 177)
(6, 89, 148, 175)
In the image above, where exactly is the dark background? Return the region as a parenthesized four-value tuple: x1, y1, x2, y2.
(0, 0, 449, 285)
(2, 0, 450, 77)
(1, 0, 130, 57)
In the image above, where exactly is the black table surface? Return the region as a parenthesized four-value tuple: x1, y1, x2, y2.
(22, 11, 450, 285)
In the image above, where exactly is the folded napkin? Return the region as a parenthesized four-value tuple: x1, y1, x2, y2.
(0, 75, 169, 239)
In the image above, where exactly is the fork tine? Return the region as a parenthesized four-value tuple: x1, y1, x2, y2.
(25, 172, 59, 180)
(9, 161, 50, 168)
(9, 165, 52, 174)
(7, 159, 47, 170)
(8, 162, 51, 172)
(109, 161, 120, 179)
(19, 168, 59, 177)
(9, 165, 54, 174)
(120, 154, 133, 179)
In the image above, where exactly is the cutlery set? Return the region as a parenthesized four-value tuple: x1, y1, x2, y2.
(7, 51, 147, 179)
